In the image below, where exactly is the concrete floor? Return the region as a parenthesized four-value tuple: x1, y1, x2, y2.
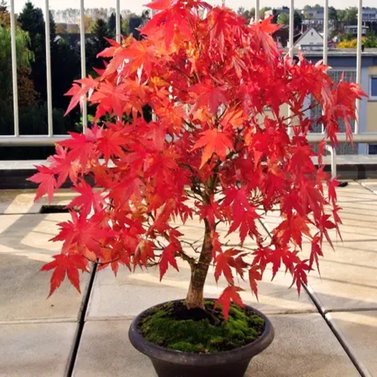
(0, 181, 376, 377)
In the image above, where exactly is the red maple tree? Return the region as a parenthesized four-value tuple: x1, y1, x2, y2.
(30, 0, 363, 318)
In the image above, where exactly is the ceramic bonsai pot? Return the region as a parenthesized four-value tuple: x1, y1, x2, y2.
(129, 299, 274, 377)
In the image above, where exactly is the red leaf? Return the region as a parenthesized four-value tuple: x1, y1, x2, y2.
(52, 211, 110, 255)
(47, 145, 78, 187)
(65, 76, 98, 115)
(69, 181, 104, 217)
(190, 83, 227, 114)
(134, 240, 155, 267)
(192, 129, 233, 168)
(146, 0, 173, 11)
(215, 286, 244, 320)
(214, 249, 238, 284)
(327, 178, 339, 205)
(28, 165, 56, 202)
(291, 261, 311, 295)
(309, 235, 323, 272)
(249, 265, 262, 299)
(41, 254, 88, 296)
(159, 242, 180, 280)
(223, 187, 259, 244)
(211, 231, 222, 258)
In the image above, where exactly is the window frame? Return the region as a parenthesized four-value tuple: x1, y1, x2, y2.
(370, 76, 377, 100)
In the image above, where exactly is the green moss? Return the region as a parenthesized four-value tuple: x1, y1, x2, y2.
(139, 300, 265, 353)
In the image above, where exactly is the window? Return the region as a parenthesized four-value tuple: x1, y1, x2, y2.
(369, 144, 377, 155)
(370, 76, 377, 100)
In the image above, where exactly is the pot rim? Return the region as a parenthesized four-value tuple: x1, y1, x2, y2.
(128, 298, 274, 366)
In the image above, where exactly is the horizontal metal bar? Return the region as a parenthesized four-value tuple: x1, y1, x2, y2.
(1, 133, 377, 147)
(0, 136, 69, 146)
(308, 133, 377, 143)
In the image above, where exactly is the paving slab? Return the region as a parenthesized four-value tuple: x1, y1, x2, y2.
(326, 311, 377, 377)
(251, 313, 360, 377)
(257, 182, 377, 312)
(359, 179, 377, 195)
(73, 314, 359, 377)
(73, 320, 147, 377)
(0, 189, 75, 214)
(87, 262, 316, 320)
(0, 212, 88, 322)
(0, 322, 77, 377)
(307, 241, 377, 312)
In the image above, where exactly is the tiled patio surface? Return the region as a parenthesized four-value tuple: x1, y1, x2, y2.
(0, 181, 376, 376)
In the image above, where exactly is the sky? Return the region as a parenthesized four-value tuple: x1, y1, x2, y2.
(13, 0, 377, 14)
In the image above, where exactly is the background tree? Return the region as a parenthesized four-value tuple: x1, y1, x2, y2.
(363, 31, 377, 48)
(51, 38, 80, 112)
(260, 7, 271, 19)
(294, 11, 302, 31)
(0, 0, 10, 26)
(0, 24, 34, 95)
(18, 2, 80, 134)
(277, 11, 302, 32)
(329, 6, 338, 30)
(338, 7, 357, 26)
(127, 11, 150, 40)
(0, 22, 34, 134)
(86, 18, 111, 71)
(18, 2, 47, 99)
(237, 7, 253, 23)
(277, 12, 288, 25)
(107, 12, 116, 38)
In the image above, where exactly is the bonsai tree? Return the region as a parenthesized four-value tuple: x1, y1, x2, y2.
(30, 0, 362, 319)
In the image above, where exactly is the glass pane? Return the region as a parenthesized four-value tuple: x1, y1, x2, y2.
(371, 77, 377, 98)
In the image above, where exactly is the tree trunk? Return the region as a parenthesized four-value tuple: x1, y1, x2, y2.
(185, 220, 213, 309)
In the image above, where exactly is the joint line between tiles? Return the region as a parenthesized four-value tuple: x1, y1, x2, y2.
(65, 262, 98, 377)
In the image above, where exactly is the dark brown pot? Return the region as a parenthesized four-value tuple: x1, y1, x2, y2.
(128, 299, 274, 377)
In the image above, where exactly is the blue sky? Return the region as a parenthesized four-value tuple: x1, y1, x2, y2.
(14, 0, 377, 14)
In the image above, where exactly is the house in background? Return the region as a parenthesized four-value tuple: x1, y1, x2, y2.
(363, 7, 377, 23)
(344, 25, 369, 37)
(303, 49, 377, 155)
(302, 6, 325, 31)
(295, 28, 323, 51)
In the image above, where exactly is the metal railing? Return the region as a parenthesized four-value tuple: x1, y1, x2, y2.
(2, 0, 123, 145)
(1, 0, 377, 152)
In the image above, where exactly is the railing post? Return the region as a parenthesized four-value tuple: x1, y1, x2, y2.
(323, 0, 328, 66)
(287, 0, 295, 138)
(325, 144, 337, 179)
(9, 0, 19, 136)
(255, 0, 260, 21)
(355, 0, 363, 135)
(80, 0, 88, 132)
(322, 0, 329, 134)
(44, 0, 53, 136)
(289, 0, 294, 60)
(115, 0, 121, 43)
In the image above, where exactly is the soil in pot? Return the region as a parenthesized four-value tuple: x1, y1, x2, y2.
(139, 300, 265, 353)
